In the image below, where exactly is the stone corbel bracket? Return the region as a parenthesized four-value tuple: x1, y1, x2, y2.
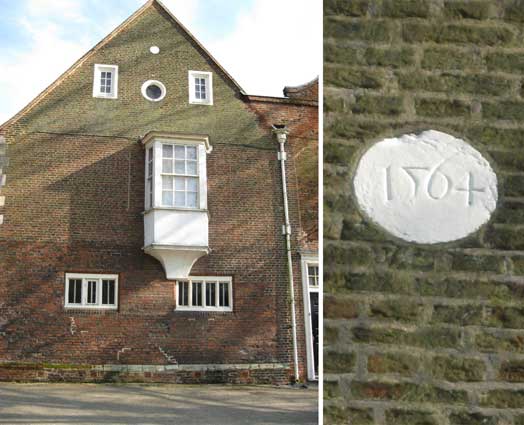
(0, 136, 8, 225)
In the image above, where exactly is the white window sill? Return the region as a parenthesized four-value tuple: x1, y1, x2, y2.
(175, 307, 233, 313)
(64, 305, 118, 310)
(189, 100, 213, 106)
(143, 206, 208, 215)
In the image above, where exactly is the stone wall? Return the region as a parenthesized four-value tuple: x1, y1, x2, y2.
(325, 0, 524, 423)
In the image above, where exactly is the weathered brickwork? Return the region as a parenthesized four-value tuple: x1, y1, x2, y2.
(0, 1, 318, 384)
(325, 0, 524, 422)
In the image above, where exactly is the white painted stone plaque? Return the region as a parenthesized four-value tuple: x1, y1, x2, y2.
(353, 130, 498, 244)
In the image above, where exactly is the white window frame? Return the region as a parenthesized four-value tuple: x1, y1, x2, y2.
(175, 277, 232, 312)
(301, 255, 319, 381)
(188, 71, 213, 105)
(144, 138, 208, 211)
(93, 64, 118, 99)
(160, 143, 199, 209)
(141, 80, 167, 102)
(65, 273, 119, 310)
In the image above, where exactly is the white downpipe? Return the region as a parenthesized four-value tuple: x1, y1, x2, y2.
(273, 126, 299, 383)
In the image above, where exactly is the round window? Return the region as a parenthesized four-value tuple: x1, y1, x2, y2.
(141, 80, 166, 102)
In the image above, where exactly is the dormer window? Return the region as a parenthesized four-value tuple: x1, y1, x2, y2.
(93, 64, 118, 99)
(189, 71, 213, 105)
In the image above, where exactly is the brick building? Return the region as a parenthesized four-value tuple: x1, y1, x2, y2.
(326, 0, 524, 423)
(0, 0, 318, 384)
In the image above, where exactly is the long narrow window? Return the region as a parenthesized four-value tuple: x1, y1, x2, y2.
(161, 144, 199, 208)
(147, 147, 154, 208)
(65, 273, 118, 309)
(176, 277, 232, 312)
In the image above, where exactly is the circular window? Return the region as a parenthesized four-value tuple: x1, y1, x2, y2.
(150, 46, 160, 54)
(141, 80, 166, 102)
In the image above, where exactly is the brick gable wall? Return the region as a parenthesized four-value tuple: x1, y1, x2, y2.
(0, 2, 318, 384)
(325, 0, 524, 422)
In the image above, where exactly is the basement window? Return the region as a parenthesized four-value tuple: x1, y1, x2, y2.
(189, 71, 213, 105)
(176, 277, 232, 312)
(93, 64, 118, 99)
(65, 273, 118, 309)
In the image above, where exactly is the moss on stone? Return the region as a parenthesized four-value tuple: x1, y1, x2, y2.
(351, 95, 404, 116)
(499, 360, 524, 382)
(386, 409, 439, 425)
(444, 1, 498, 20)
(369, 299, 423, 322)
(351, 380, 468, 404)
(483, 101, 524, 121)
(324, 43, 361, 66)
(325, 65, 386, 89)
(324, 381, 341, 399)
(325, 351, 356, 373)
(449, 412, 499, 425)
(367, 352, 420, 376)
(422, 47, 483, 70)
(325, 17, 396, 42)
(324, 142, 357, 166)
(486, 51, 524, 72)
(399, 72, 513, 97)
(324, 405, 374, 425)
(415, 98, 470, 118)
(467, 126, 524, 150)
(450, 253, 504, 273)
(482, 388, 524, 408)
(430, 356, 486, 382)
(432, 304, 483, 326)
(475, 330, 524, 353)
(324, 0, 369, 17)
(364, 47, 416, 68)
(325, 294, 360, 319)
(382, 0, 432, 18)
(403, 22, 515, 46)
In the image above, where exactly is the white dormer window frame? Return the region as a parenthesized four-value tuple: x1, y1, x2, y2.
(93, 64, 119, 99)
(189, 71, 213, 105)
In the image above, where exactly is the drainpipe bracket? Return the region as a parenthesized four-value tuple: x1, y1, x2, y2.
(282, 225, 292, 235)
(278, 151, 287, 161)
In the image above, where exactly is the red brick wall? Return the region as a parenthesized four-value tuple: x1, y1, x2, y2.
(0, 2, 318, 383)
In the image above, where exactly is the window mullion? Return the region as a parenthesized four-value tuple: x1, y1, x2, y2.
(188, 280, 193, 307)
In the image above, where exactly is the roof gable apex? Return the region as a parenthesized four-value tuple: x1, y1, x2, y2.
(0, 0, 245, 131)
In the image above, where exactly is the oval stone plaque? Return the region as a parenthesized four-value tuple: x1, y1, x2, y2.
(353, 130, 498, 244)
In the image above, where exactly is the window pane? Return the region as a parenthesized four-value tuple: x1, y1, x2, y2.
(219, 282, 229, 307)
(163, 144, 173, 158)
(101, 72, 107, 78)
(162, 191, 173, 206)
(186, 161, 197, 175)
(187, 146, 197, 160)
(175, 160, 185, 174)
(162, 175, 173, 190)
(175, 177, 185, 191)
(178, 282, 189, 306)
(192, 282, 203, 306)
(102, 280, 115, 305)
(162, 159, 173, 173)
(206, 282, 216, 306)
(187, 192, 198, 208)
(187, 177, 198, 192)
(87, 280, 97, 304)
(175, 192, 185, 207)
(175, 146, 185, 158)
(68, 279, 82, 304)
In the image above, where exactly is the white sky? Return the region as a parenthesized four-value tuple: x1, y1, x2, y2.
(0, 0, 321, 125)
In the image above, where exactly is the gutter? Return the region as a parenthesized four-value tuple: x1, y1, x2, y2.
(272, 125, 299, 383)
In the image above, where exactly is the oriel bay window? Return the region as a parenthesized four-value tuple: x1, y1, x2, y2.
(65, 273, 118, 309)
(142, 132, 210, 280)
(176, 277, 232, 311)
